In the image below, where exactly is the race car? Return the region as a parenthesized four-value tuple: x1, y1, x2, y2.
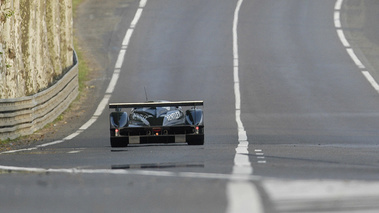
(109, 100, 204, 147)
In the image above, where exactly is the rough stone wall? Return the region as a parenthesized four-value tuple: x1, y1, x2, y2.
(0, 0, 73, 99)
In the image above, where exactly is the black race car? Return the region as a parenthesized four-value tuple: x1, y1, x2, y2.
(109, 101, 204, 147)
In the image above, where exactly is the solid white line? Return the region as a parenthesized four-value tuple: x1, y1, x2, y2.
(233, 67, 239, 83)
(232, 0, 252, 177)
(227, 0, 263, 213)
(227, 182, 264, 213)
(362, 71, 379, 92)
(0, 165, 260, 181)
(234, 85, 241, 110)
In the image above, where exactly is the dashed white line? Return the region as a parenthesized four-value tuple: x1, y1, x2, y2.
(64, 132, 82, 141)
(346, 48, 365, 69)
(362, 71, 379, 92)
(1, 1, 264, 212)
(335, 0, 343, 10)
(334, 0, 379, 94)
(0, 0, 148, 155)
(106, 72, 120, 94)
(336, 29, 350, 47)
(334, 11, 341, 28)
(139, 0, 147, 7)
(131, 9, 143, 28)
(122, 29, 134, 47)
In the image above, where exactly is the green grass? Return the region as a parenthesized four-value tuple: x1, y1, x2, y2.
(74, 39, 89, 93)
(72, 0, 83, 17)
(72, 0, 88, 93)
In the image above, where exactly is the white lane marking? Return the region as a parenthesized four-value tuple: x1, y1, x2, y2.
(232, 0, 251, 175)
(94, 94, 112, 117)
(335, 0, 343, 10)
(336, 29, 350, 47)
(0, 165, 260, 181)
(1, 140, 66, 154)
(0, 0, 148, 155)
(122, 29, 134, 47)
(2, 147, 36, 154)
(346, 48, 365, 69)
(131, 9, 143, 28)
(139, 0, 147, 7)
(227, 0, 264, 213)
(264, 179, 379, 213)
(255, 150, 266, 163)
(64, 131, 82, 141)
(67, 150, 83, 154)
(227, 182, 264, 213)
(362, 71, 379, 92)
(334, 0, 379, 93)
(334, 11, 341, 28)
(106, 73, 120, 94)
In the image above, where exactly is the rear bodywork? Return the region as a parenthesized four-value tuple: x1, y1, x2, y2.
(109, 101, 204, 147)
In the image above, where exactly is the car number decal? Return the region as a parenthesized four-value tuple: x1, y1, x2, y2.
(165, 111, 181, 121)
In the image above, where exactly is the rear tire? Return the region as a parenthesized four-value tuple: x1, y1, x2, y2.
(110, 137, 129, 147)
(186, 134, 204, 145)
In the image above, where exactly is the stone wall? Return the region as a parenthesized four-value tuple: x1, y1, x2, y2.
(0, 0, 73, 99)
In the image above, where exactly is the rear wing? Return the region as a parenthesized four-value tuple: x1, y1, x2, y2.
(109, 100, 204, 109)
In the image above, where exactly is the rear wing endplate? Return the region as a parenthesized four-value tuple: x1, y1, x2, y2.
(109, 100, 204, 109)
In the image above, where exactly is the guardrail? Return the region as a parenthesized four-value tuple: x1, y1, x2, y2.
(0, 51, 79, 141)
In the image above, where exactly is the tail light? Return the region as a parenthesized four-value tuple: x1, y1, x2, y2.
(153, 128, 161, 136)
(115, 129, 120, 137)
(194, 126, 200, 134)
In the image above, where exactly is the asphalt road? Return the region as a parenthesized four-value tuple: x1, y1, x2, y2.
(2, 0, 379, 212)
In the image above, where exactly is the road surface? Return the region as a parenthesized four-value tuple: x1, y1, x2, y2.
(1, 0, 379, 212)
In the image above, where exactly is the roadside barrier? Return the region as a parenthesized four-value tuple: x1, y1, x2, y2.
(0, 51, 79, 141)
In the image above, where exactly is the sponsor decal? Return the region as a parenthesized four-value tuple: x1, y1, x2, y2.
(165, 111, 182, 121)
